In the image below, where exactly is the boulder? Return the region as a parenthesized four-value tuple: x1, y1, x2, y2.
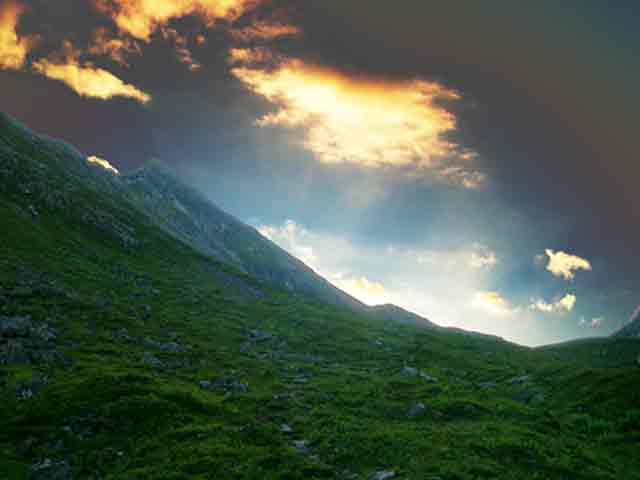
(371, 471, 396, 480)
(29, 459, 72, 480)
(408, 402, 427, 418)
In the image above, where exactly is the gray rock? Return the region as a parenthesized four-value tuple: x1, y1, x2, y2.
(213, 377, 249, 395)
(142, 352, 164, 369)
(292, 440, 310, 455)
(478, 382, 497, 390)
(401, 366, 419, 377)
(198, 380, 212, 390)
(508, 375, 531, 385)
(248, 329, 274, 342)
(280, 424, 294, 434)
(408, 402, 427, 417)
(420, 372, 438, 383)
(0, 316, 32, 337)
(371, 471, 396, 480)
(401, 366, 437, 382)
(29, 459, 72, 480)
(143, 338, 184, 352)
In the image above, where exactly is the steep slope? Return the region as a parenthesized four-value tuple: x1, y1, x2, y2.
(612, 306, 640, 338)
(0, 112, 438, 327)
(1, 112, 640, 479)
(120, 158, 365, 311)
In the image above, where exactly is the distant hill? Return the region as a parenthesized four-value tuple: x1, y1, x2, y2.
(612, 305, 640, 338)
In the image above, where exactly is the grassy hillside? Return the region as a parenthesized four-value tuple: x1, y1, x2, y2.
(1, 113, 640, 479)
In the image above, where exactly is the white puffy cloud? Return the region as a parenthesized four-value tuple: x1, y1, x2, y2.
(544, 249, 592, 280)
(530, 293, 576, 313)
(472, 291, 517, 316)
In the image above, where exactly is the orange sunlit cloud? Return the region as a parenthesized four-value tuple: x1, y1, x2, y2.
(87, 155, 120, 174)
(232, 58, 467, 169)
(33, 43, 151, 104)
(88, 27, 141, 67)
(94, 0, 255, 41)
(229, 21, 301, 42)
(0, 0, 36, 70)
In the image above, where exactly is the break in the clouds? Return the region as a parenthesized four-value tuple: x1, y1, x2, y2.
(255, 219, 541, 340)
(32, 42, 151, 104)
(0, 1, 36, 70)
(544, 249, 592, 280)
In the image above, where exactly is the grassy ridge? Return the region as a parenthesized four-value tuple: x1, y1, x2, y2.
(1, 114, 640, 479)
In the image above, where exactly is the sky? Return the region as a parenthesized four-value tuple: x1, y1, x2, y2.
(1, 0, 639, 346)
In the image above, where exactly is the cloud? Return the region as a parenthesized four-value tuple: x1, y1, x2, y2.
(227, 47, 276, 65)
(257, 219, 388, 305)
(87, 155, 119, 174)
(232, 57, 475, 170)
(472, 291, 516, 316)
(93, 0, 254, 41)
(161, 26, 201, 72)
(0, 0, 36, 70)
(88, 27, 141, 67)
(258, 220, 317, 266)
(544, 249, 592, 280)
(331, 275, 389, 307)
(579, 317, 603, 328)
(437, 166, 488, 190)
(229, 21, 301, 42)
(469, 247, 498, 269)
(530, 293, 576, 313)
(32, 42, 151, 104)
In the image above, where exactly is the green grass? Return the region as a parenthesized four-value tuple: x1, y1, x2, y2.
(1, 112, 640, 479)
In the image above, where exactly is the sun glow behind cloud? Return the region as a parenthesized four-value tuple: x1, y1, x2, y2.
(0, 0, 36, 70)
(232, 59, 467, 169)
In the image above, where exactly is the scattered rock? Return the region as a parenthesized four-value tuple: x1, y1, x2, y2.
(0, 316, 62, 365)
(142, 352, 164, 369)
(198, 380, 212, 390)
(420, 372, 438, 383)
(213, 377, 249, 395)
(401, 366, 419, 377)
(508, 375, 531, 385)
(144, 338, 185, 352)
(513, 389, 546, 405)
(29, 459, 72, 480)
(371, 471, 396, 480)
(478, 382, 497, 390)
(292, 440, 310, 455)
(248, 330, 274, 342)
(400, 366, 438, 382)
(408, 402, 427, 418)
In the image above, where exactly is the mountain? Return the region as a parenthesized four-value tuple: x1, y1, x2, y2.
(1, 112, 640, 479)
(612, 306, 640, 338)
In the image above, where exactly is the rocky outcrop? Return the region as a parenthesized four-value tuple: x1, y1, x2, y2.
(0, 316, 63, 365)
